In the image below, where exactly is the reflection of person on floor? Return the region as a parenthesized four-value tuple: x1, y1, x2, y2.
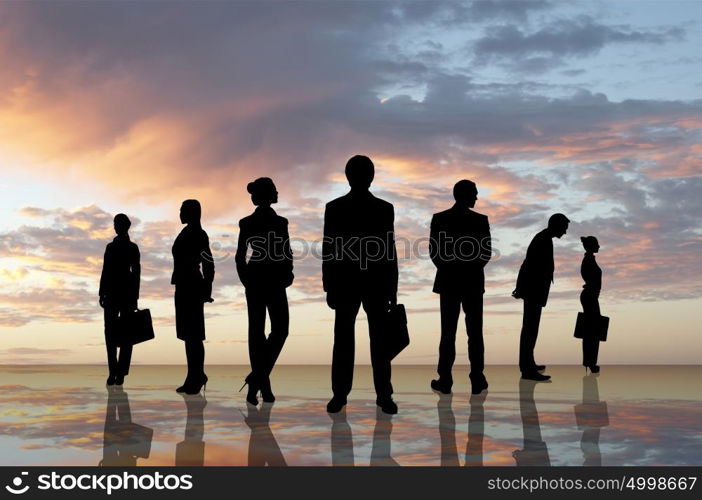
(175, 394, 207, 466)
(574, 375, 609, 466)
(513, 379, 550, 466)
(436, 393, 459, 466)
(465, 392, 486, 467)
(100, 387, 153, 466)
(329, 409, 354, 466)
(243, 402, 287, 466)
(370, 408, 399, 466)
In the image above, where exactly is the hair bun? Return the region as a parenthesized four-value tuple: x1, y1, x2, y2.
(247, 182, 255, 194)
(580, 236, 586, 242)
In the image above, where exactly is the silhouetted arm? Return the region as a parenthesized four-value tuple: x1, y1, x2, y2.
(98, 244, 110, 306)
(200, 231, 215, 301)
(386, 204, 399, 302)
(429, 214, 441, 269)
(479, 216, 492, 267)
(322, 204, 336, 294)
(282, 219, 294, 286)
(235, 221, 249, 288)
(131, 244, 141, 305)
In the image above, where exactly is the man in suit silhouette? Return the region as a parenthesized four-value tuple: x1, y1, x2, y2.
(99, 213, 140, 386)
(429, 180, 491, 395)
(512, 213, 570, 381)
(323, 155, 399, 415)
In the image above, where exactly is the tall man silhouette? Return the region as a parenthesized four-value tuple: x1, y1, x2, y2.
(323, 155, 399, 415)
(429, 180, 491, 395)
(512, 213, 570, 381)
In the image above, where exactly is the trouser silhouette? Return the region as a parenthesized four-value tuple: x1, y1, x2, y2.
(104, 306, 133, 377)
(184, 340, 205, 381)
(246, 287, 289, 385)
(580, 289, 601, 367)
(518, 300, 543, 373)
(332, 294, 393, 400)
(437, 292, 485, 384)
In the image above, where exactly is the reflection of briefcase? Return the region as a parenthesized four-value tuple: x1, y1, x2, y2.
(386, 304, 410, 360)
(119, 422, 154, 458)
(574, 312, 609, 342)
(176, 441, 205, 467)
(118, 309, 155, 347)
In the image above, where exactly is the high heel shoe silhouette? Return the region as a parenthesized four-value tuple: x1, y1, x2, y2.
(259, 377, 275, 403)
(184, 373, 207, 395)
(240, 374, 259, 405)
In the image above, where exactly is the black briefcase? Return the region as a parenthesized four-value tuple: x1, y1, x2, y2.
(118, 309, 155, 347)
(573, 312, 609, 342)
(386, 304, 410, 360)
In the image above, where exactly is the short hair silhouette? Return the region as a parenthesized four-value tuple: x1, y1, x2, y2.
(181, 199, 202, 223)
(114, 213, 131, 235)
(548, 213, 570, 230)
(345, 155, 375, 189)
(580, 236, 599, 252)
(453, 180, 477, 202)
(247, 177, 278, 206)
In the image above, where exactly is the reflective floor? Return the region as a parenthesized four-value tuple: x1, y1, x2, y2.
(0, 365, 700, 466)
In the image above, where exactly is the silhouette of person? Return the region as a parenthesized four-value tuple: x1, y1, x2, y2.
(465, 392, 486, 467)
(330, 410, 355, 466)
(580, 236, 602, 373)
(513, 379, 550, 466)
(512, 213, 570, 381)
(100, 387, 153, 466)
(175, 394, 207, 466)
(172, 199, 214, 395)
(436, 393, 459, 466)
(235, 178, 293, 406)
(574, 374, 608, 466)
(99, 213, 140, 386)
(370, 408, 400, 466)
(430, 180, 491, 395)
(323, 155, 399, 415)
(243, 403, 287, 466)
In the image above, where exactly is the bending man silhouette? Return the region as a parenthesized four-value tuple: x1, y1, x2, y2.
(236, 177, 293, 406)
(323, 155, 399, 415)
(99, 213, 140, 386)
(512, 213, 569, 381)
(172, 200, 214, 395)
(430, 180, 491, 395)
(580, 236, 602, 374)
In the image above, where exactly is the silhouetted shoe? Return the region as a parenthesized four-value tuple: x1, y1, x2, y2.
(469, 375, 488, 395)
(260, 378, 275, 403)
(246, 384, 259, 406)
(326, 396, 347, 413)
(114, 374, 124, 386)
(430, 379, 452, 394)
(534, 365, 546, 372)
(184, 377, 206, 395)
(587, 365, 600, 374)
(376, 397, 398, 415)
(521, 371, 551, 382)
(176, 378, 191, 393)
(106, 375, 116, 386)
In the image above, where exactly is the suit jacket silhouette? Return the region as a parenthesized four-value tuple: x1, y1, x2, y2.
(513, 229, 553, 307)
(581, 253, 601, 292)
(322, 191, 398, 299)
(99, 234, 140, 307)
(430, 206, 491, 295)
(235, 206, 293, 290)
(171, 225, 215, 298)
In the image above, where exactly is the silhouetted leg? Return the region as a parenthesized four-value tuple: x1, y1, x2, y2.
(519, 301, 542, 373)
(185, 340, 205, 381)
(116, 310, 133, 376)
(515, 379, 550, 466)
(580, 292, 601, 367)
(463, 294, 485, 378)
(104, 306, 119, 376)
(264, 288, 289, 375)
(332, 299, 361, 399)
(581, 428, 602, 466)
(370, 409, 399, 466)
(247, 405, 287, 466)
(466, 393, 485, 467)
(365, 298, 393, 399)
(437, 294, 461, 385)
(176, 394, 206, 466)
(330, 412, 355, 466)
(246, 289, 268, 386)
(436, 394, 459, 466)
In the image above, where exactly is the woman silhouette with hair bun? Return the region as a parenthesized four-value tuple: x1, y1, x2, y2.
(236, 177, 293, 405)
(580, 236, 602, 374)
(172, 199, 215, 395)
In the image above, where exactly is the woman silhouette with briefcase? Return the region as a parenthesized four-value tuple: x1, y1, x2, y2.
(576, 236, 606, 374)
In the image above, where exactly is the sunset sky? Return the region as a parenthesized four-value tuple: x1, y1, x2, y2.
(0, 0, 700, 366)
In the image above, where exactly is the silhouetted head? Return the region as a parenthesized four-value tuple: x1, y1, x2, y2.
(345, 155, 375, 190)
(547, 213, 570, 238)
(453, 180, 478, 208)
(180, 199, 202, 225)
(581, 236, 600, 253)
(113, 213, 131, 236)
(247, 177, 278, 206)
